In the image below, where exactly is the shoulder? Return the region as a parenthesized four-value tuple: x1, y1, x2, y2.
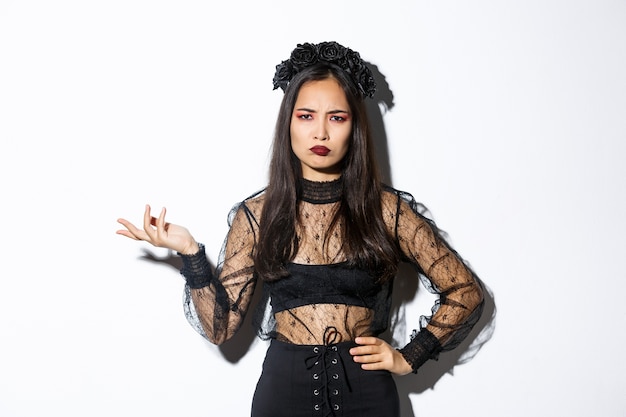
(380, 184, 413, 210)
(380, 184, 433, 221)
(228, 188, 267, 226)
(242, 188, 267, 211)
(381, 184, 416, 202)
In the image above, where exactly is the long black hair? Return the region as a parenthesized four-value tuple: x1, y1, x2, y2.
(254, 63, 400, 282)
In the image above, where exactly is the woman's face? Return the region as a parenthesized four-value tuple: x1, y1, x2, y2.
(290, 77, 352, 181)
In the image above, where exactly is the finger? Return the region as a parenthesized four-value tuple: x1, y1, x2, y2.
(350, 337, 385, 356)
(350, 345, 379, 356)
(354, 336, 382, 346)
(156, 207, 168, 235)
(116, 218, 135, 233)
(116, 218, 145, 240)
(353, 352, 385, 364)
(143, 205, 156, 240)
(116, 229, 140, 240)
(360, 361, 387, 371)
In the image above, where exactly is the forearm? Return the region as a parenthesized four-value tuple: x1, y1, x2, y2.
(399, 280, 484, 373)
(179, 242, 257, 345)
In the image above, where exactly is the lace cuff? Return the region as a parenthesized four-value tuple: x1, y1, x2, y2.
(178, 243, 214, 289)
(398, 328, 442, 373)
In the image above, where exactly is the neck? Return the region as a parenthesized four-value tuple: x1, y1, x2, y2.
(299, 177, 342, 204)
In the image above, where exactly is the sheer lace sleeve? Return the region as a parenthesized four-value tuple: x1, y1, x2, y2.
(181, 199, 260, 345)
(383, 189, 484, 372)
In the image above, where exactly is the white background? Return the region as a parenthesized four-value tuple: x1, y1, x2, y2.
(1, 1, 625, 416)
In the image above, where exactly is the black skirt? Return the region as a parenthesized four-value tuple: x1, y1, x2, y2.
(251, 339, 400, 417)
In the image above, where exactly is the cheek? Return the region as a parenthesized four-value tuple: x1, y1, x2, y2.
(333, 139, 351, 163)
(290, 122, 306, 144)
(338, 129, 352, 154)
(339, 143, 350, 160)
(289, 130, 305, 159)
(289, 126, 299, 150)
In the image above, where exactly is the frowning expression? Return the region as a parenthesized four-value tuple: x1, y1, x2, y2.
(290, 77, 352, 181)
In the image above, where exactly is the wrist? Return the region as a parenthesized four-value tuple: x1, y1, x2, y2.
(398, 328, 442, 374)
(178, 243, 213, 288)
(179, 241, 200, 256)
(394, 350, 413, 376)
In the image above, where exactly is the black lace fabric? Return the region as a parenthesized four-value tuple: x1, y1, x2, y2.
(181, 179, 484, 371)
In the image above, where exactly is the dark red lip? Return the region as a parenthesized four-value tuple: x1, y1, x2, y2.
(310, 146, 330, 156)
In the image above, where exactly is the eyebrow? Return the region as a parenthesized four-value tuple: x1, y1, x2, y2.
(294, 107, 350, 114)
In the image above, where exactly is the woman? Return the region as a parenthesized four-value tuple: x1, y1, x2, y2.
(117, 41, 484, 417)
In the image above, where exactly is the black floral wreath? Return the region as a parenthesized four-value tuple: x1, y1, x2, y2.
(272, 41, 377, 99)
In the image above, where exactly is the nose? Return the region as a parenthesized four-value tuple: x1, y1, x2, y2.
(314, 120, 328, 141)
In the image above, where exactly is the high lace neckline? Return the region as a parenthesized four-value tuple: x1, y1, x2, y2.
(300, 177, 342, 204)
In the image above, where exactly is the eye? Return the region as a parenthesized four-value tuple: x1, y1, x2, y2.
(330, 115, 348, 122)
(296, 113, 313, 120)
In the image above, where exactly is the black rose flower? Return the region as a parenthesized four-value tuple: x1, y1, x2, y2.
(356, 68, 376, 98)
(272, 60, 294, 91)
(318, 41, 344, 63)
(345, 49, 364, 74)
(290, 43, 318, 70)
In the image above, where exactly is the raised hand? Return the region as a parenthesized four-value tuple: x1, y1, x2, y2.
(116, 205, 199, 255)
(350, 337, 413, 376)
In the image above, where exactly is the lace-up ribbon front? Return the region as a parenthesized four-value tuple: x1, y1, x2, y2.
(304, 329, 352, 416)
